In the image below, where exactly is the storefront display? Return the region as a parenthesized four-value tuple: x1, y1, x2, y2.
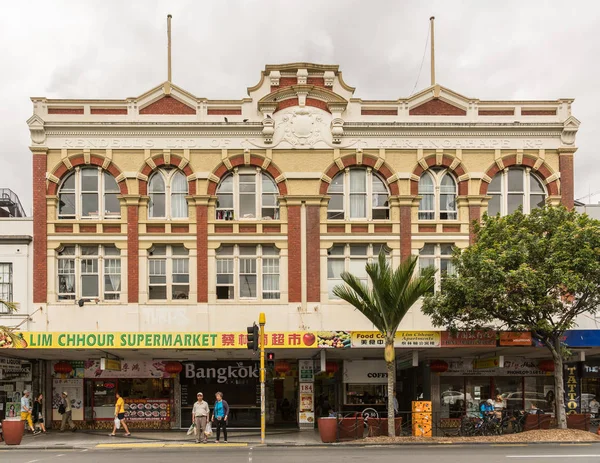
(343, 360, 388, 410)
(179, 361, 260, 428)
(52, 378, 84, 421)
(0, 358, 32, 420)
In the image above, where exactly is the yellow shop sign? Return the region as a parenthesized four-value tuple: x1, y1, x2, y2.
(351, 331, 441, 348)
(10, 331, 321, 349)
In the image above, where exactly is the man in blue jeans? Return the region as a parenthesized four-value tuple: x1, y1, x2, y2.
(211, 392, 230, 443)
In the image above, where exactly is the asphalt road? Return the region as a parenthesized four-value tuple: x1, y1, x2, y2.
(2, 445, 600, 463)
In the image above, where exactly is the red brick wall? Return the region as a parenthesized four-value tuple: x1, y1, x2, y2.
(361, 109, 398, 116)
(478, 110, 514, 116)
(287, 205, 302, 302)
(400, 205, 412, 261)
(207, 108, 242, 115)
(559, 153, 574, 210)
(48, 107, 83, 114)
(469, 205, 481, 244)
(90, 108, 128, 115)
(127, 205, 139, 303)
(409, 98, 466, 116)
(306, 205, 320, 302)
(522, 109, 556, 116)
(33, 154, 47, 303)
(196, 205, 208, 303)
(140, 96, 195, 115)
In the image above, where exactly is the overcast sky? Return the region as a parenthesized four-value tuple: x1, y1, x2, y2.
(2, 0, 599, 213)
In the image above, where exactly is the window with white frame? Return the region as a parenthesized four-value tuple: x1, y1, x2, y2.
(58, 167, 121, 219)
(216, 245, 280, 300)
(327, 168, 390, 220)
(216, 168, 279, 220)
(148, 245, 189, 300)
(418, 169, 458, 221)
(418, 243, 456, 292)
(327, 243, 391, 299)
(487, 167, 546, 216)
(148, 169, 189, 219)
(56, 245, 121, 301)
(0, 263, 13, 313)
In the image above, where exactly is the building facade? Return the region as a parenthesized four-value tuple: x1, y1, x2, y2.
(9, 62, 596, 429)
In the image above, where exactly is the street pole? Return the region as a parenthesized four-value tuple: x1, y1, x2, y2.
(259, 312, 266, 444)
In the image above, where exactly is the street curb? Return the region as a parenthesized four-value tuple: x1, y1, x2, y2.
(2, 440, 600, 450)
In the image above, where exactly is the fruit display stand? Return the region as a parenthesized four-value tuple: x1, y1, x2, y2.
(2, 418, 24, 445)
(412, 401, 432, 437)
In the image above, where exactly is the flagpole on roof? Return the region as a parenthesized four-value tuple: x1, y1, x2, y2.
(430, 16, 435, 86)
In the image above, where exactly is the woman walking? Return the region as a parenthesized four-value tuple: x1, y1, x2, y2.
(192, 392, 210, 444)
(32, 393, 47, 433)
(211, 392, 229, 443)
(109, 392, 131, 436)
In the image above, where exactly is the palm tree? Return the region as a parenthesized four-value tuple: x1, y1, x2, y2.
(333, 253, 435, 437)
(0, 299, 22, 348)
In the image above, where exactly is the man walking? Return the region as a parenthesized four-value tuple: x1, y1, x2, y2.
(20, 390, 38, 434)
(60, 391, 76, 432)
(192, 392, 209, 444)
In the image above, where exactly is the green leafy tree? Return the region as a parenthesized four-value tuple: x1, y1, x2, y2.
(422, 206, 600, 429)
(0, 299, 22, 348)
(334, 253, 435, 437)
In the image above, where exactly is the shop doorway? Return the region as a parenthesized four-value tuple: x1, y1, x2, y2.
(272, 366, 297, 425)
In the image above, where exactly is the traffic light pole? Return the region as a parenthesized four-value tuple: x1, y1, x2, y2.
(259, 312, 266, 444)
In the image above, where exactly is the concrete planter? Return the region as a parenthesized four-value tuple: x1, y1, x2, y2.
(2, 419, 24, 445)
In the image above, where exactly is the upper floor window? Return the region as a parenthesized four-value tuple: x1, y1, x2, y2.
(327, 168, 389, 220)
(149, 169, 189, 219)
(58, 167, 120, 220)
(0, 263, 13, 313)
(216, 244, 280, 300)
(487, 168, 546, 216)
(418, 169, 457, 221)
(418, 243, 455, 292)
(327, 243, 390, 299)
(216, 168, 279, 220)
(57, 245, 121, 301)
(148, 245, 189, 300)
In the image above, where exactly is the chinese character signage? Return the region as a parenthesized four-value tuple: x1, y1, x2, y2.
(299, 360, 314, 382)
(440, 330, 497, 348)
(499, 332, 532, 346)
(351, 331, 441, 348)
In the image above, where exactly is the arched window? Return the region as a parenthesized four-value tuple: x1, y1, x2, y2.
(148, 169, 189, 219)
(327, 168, 390, 220)
(58, 167, 120, 220)
(216, 168, 279, 220)
(418, 169, 457, 220)
(487, 167, 546, 216)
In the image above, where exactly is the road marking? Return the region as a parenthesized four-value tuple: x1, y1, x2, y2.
(506, 455, 600, 458)
(491, 444, 528, 447)
(559, 443, 592, 446)
(96, 442, 248, 449)
(25, 460, 40, 463)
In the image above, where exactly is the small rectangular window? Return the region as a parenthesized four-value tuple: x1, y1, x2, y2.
(216, 258, 234, 300)
(0, 263, 13, 313)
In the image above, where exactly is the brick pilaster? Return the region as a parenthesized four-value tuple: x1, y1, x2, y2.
(196, 203, 208, 303)
(559, 151, 575, 210)
(399, 204, 412, 261)
(287, 205, 302, 302)
(469, 205, 481, 245)
(127, 204, 139, 303)
(306, 205, 321, 302)
(32, 151, 47, 303)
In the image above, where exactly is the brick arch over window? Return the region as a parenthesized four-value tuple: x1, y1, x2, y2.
(479, 154, 559, 196)
(47, 154, 128, 195)
(207, 155, 288, 195)
(138, 154, 195, 196)
(410, 155, 468, 196)
(319, 154, 399, 195)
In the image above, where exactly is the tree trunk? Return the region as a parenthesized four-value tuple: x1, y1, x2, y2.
(549, 337, 567, 430)
(385, 338, 396, 437)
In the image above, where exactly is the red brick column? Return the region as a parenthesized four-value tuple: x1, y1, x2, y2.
(127, 204, 139, 303)
(469, 205, 481, 245)
(32, 150, 47, 303)
(196, 204, 208, 303)
(287, 205, 302, 303)
(559, 151, 575, 210)
(399, 204, 412, 261)
(306, 205, 320, 302)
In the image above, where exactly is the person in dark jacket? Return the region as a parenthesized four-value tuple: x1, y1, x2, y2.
(32, 393, 47, 433)
(211, 392, 229, 443)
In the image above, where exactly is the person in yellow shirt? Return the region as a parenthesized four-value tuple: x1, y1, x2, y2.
(109, 392, 131, 436)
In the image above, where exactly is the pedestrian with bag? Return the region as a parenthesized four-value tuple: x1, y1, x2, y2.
(192, 392, 209, 444)
(21, 390, 38, 434)
(110, 392, 131, 436)
(211, 392, 229, 443)
(32, 393, 47, 433)
(59, 391, 76, 432)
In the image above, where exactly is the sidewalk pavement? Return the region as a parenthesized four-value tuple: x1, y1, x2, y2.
(2, 428, 323, 450)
